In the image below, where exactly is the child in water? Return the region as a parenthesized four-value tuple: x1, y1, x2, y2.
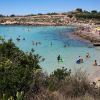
(93, 60, 97, 66)
(86, 53, 90, 58)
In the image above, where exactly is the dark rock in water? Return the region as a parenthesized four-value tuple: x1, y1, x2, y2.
(93, 43, 100, 46)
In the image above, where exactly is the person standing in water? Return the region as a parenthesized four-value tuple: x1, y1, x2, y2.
(57, 55, 63, 62)
(50, 42, 52, 46)
(64, 44, 67, 48)
(79, 56, 83, 63)
(86, 52, 90, 58)
(57, 55, 61, 62)
(36, 42, 38, 46)
(93, 60, 97, 66)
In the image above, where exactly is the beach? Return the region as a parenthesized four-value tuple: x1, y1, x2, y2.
(0, 15, 100, 86)
(0, 25, 100, 86)
(0, 15, 100, 43)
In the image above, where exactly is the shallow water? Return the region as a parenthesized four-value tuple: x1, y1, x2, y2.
(0, 25, 100, 77)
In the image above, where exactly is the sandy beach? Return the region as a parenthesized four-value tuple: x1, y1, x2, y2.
(0, 15, 100, 87)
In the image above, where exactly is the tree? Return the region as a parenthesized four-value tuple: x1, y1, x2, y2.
(38, 13, 43, 15)
(83, 10, 90, 14)
(51, 67, 71, 81)
(0, 14, 4, 17)
(91, 10, 97, 14)
(47, 12, 58, 15)
(0, 39, 41, 98)
(10, 14, 15, 17)
(75, 8, 83, 13)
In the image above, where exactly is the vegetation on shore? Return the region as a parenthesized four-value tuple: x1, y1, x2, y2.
(0, 8, 100, 26)
(0, 8, 100, 99)
(74, 8, 100, 21)
(0, 39, 41, 99)
(0, 39, 100, 100)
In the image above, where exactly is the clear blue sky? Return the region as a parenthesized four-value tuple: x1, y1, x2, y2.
(0, 0, 100, 15)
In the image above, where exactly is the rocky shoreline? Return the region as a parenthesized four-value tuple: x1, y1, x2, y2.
(74, 31, 100, 42)
(0, 14, 76, 26)
(0, 20, 100, 45)
(73, 26, 100, 45)
(0, 22, 67, 26)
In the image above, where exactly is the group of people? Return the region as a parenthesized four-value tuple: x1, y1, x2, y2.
(32, 41, 42, 46)
(57, 53, 99, 66)
(77, 53, 90, 64)
(76, 56, 84, 64)
(64, 43, 70, 48)
(32, 41, 53, 46)
(16, 35, 25, 41)
(77, 53, 98, 66)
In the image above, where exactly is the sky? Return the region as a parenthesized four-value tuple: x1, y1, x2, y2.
(0, 0, 100, 15)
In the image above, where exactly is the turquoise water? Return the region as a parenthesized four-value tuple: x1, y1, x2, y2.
(0, 25, 100, 76)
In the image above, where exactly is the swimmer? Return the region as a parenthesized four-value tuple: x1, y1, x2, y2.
(51, 42, 52, 46)
(57, 55, 63, 62)
(23, 38, 25, 40)
(31, 48, 34, 52)
(38, 42, 41, 45)
(67, 43, 70, 46)
(32, 41, 35, 45)
(86, 53, 90, 58)
(79, 56, 83, 63)
(36, 42, 38, 46)
(93, 60, 97, 66)
(28, 29, 30, 32)
(16, 38, 20, 41)
(41, 58, 45, 62)
(80, 58, 83, 63)
(64, 44, 67, 48)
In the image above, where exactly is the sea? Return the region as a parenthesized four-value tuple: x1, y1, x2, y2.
(0, 25, 100, 79)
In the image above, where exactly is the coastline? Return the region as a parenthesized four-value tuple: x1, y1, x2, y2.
(0, 23, 100, 44)
(73, 30, 100, 43)
(0, 23, 100, 86)
(0, 15, 100, 44)
(72, 25, 100, 45)
(0, 22, 66, 26)
(1, 22, 100, 45)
